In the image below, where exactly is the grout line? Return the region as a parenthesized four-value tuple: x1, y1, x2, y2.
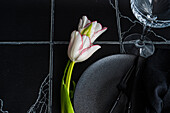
(0, 40, 170, 45)
(48, 0, 55, 112)
(54, 41, 69, 44)
(122, 41, 170, 45)
(0, 41, 50, 45)
(0, 41, 170, 45)
(115, 0, 124, 53)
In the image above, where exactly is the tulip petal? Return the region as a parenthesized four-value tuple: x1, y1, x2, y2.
(68, 30, 77, 60)
(82, 16, 91, 28)
(91, 27, 107, 43)
(78, 19, 83, 30)
(70, 31, 83, 61)
(82, 35, 91, 50)
(94, 23, 102, 32)
(88, 21, 97, 38)
(78, 16, 91, 32)
(76, 45, 101, 62)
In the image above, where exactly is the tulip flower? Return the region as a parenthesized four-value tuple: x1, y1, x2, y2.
(68, 16, 107, 63)
(67, 31, 101, 63)
(61, 16, 107, 113)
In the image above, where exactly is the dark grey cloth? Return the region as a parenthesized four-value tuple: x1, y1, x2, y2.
(74, 48, 170, 113)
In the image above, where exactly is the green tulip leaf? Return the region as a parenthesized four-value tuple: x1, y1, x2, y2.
(69, 81, 76, 99)
(61, 81, 74, 113)
(72, 81, 76, 91)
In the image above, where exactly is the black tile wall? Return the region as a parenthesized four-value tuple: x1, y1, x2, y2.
(0, 0, 50, 41)
(0, 45, 49, 113)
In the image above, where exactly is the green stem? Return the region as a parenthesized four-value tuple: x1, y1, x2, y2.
(61, 60, 71, 113)
(65, 61, 75, 93)
(61, 60, 75, 113)
(63, 60, 71, 80)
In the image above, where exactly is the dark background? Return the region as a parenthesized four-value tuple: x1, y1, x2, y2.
(0, 0, 169, 113)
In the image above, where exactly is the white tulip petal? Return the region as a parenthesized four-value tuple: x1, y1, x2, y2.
(87, 20, 91, 25)
(78, 19, 83, 31)
(83, 22, 91, 28)
(68, 30, 77, 59)
(82, 35, 91, 50)
(82, 16, 90, 28)
(76, 45, 101, 62)
(95, 23, 102, 32)
(80, 22, 92, 36)
(79, 21, 91, 33)
(87, 21, 97, 38)
(70, 31, 83, 61)
(91, 27, 107, 43)
(82, 16, 88, 28)
(91, 21, 97, 30)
